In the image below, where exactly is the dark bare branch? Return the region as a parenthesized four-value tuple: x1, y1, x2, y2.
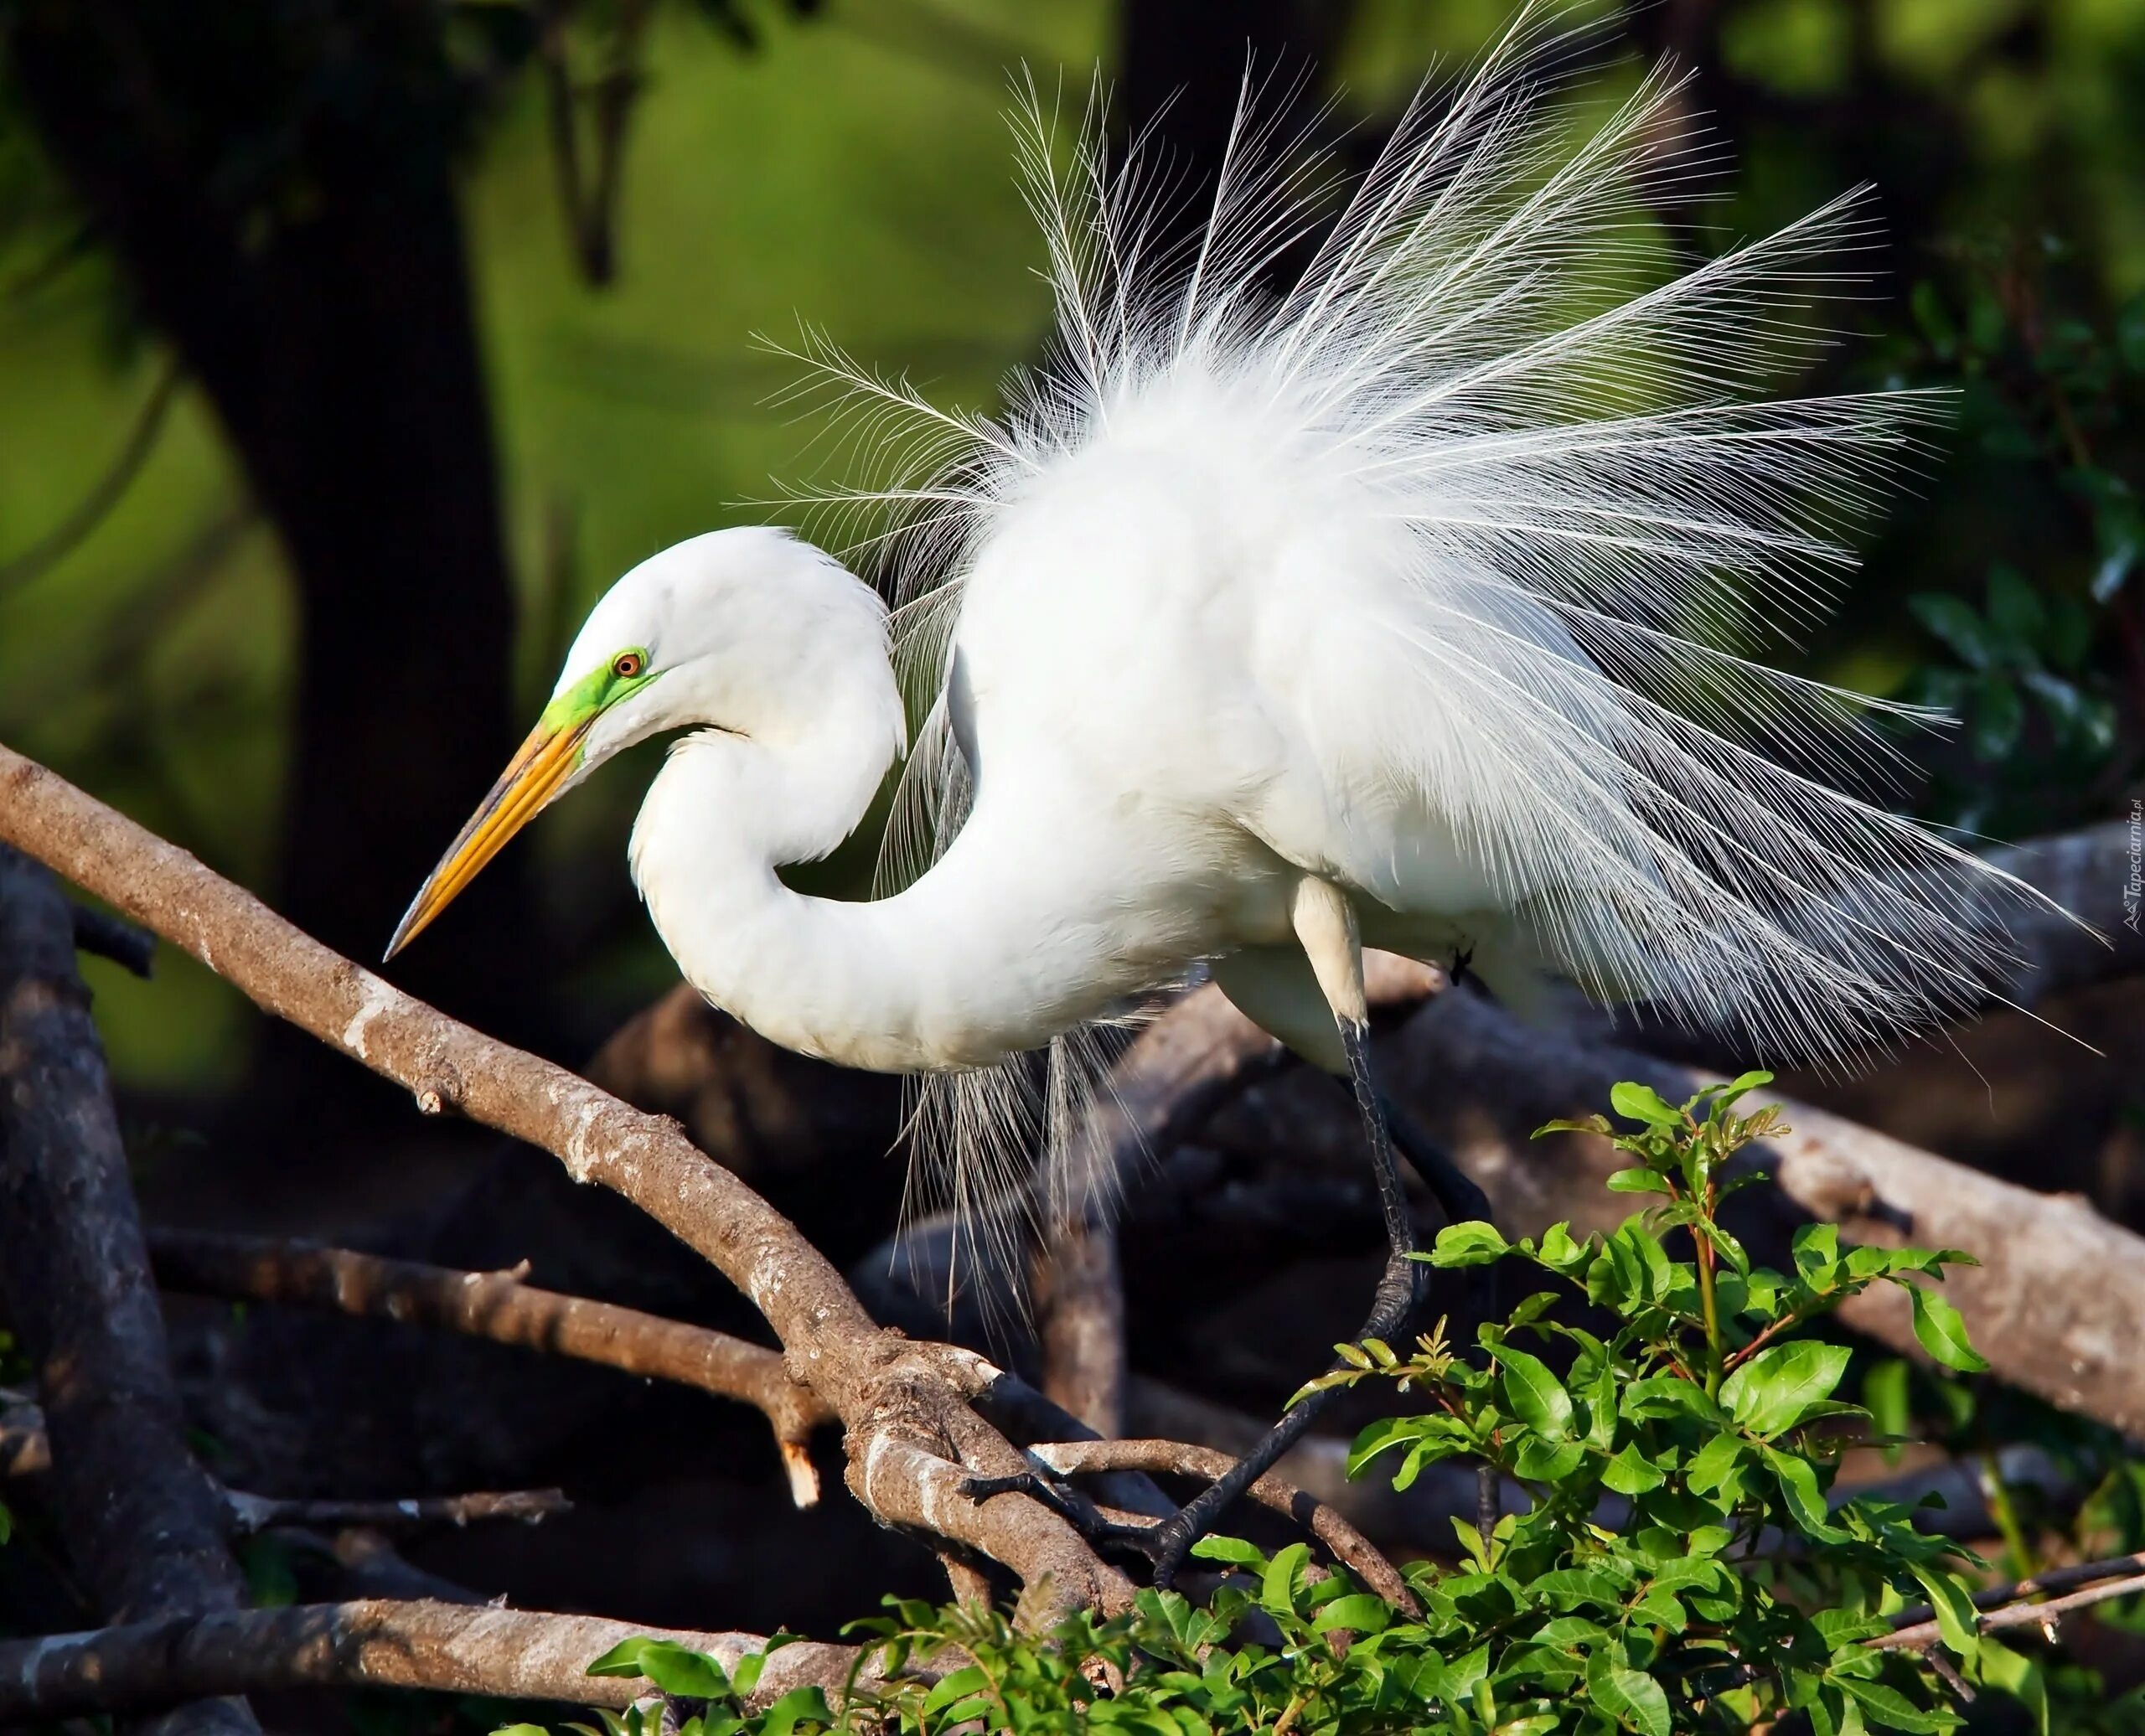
(70, 902, 155, 976)
(150, 1227, 832, 1506)
(0, 844, 257, 1736)
(222, 1487, 569, 1537)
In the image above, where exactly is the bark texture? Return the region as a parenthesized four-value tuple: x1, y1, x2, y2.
(0, 845, 259, 1736)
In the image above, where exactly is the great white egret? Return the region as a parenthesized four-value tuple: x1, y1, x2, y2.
(389, 15, 2047, 1577)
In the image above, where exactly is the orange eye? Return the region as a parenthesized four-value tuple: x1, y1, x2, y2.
(612, 651, 644, 679)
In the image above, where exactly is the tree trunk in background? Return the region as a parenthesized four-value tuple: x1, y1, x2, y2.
(3, 2, 544, 1122)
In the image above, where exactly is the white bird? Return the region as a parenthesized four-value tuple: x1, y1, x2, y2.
(388, 13, 2046, 1573)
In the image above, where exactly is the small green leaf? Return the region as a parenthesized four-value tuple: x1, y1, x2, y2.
(1910, 592, 1998, 670)
(1498, 1346, 1575, 1439)
(757, 1687, 832, 1736)
(1533, 1568, 1630, 1611)
(1605, 1168, 1674, 1195)
(1431, 1221, 1510, 1267)
(1792, 1222, 1841, 1285)
(1863, 1358, 1911, 1463)
(1764, 1445, 1847, 1542)
(1835, 1674, 1956, 1733)
(1190, 1533, 1266, 1568)
(1602, 1444, 1667, 1495)
(1610, 1082, 1682, 1128)
(586, 1639, 731, 1699)
(1908, 1563, 1982, 1661)
(1310, 1594, 1393, 1635)
(1536, 1222, 1591, 1274)
(1976, 1640, 2047, 1736)
(1512, 1435, 1588, 1481)
(1972, 674, 2025, 761)
(1721, 1341, 1853, 1438)
(1587, 1651, 1672, 1736)
(1907, 1284, 1989, 1373)
(1911, 280, 1957, 355)
(1984, 564, 2044, 642)
(921, 1666, 990, 1718)
(1684, 1432, 1744, 1496)
(1260, 1541, 1310, 1615)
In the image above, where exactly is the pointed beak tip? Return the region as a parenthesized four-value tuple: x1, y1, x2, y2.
(385, 714, 587, 974)
(383, 898, 426, 964)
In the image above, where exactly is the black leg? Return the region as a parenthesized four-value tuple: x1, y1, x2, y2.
(1146, 1016, 1427, 1590)
(1377, 1083, 1507, 1549)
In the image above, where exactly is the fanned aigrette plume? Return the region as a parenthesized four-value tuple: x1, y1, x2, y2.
(767, 3, 2070, 1302)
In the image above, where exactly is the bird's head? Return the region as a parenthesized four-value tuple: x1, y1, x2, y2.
(385, 525, 888, 959)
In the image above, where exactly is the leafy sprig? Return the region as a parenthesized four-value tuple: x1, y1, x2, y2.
(501, 1075, 2065, 1735)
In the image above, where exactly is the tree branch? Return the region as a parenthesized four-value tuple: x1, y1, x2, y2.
(1882, 1547, 2145, 1637)
(70, 901, 156, 977)
(0, 741, 1129, 1616)
(1874, 1572, 2145, 1652)
(0, 1600, 882, 1721)
(148, 1227, 832, 1506)
(0, 844, 258, 1736)
(221, 1487, 570, 1537)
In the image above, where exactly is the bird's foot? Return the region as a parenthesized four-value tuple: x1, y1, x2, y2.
(1143, 1480, 1240, 1591)
(959, 1460, 1281, 1589)
(958, 1467, 1170, 1564)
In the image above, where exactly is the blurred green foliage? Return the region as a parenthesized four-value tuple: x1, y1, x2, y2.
(0, 0, 2139, 1089)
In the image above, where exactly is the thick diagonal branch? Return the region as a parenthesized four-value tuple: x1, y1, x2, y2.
(0, 742, 1127, 1615)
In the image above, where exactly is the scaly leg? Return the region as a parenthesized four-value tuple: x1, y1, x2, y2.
(1146, 879, 1429, 1589)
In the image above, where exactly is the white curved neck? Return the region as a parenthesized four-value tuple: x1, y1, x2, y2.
(628, 669, 1126, 1074)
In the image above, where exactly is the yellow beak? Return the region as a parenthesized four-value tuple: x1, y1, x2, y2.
(385, 716, 591, 960)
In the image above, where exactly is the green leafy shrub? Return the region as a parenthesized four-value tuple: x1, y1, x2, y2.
(510, 1075, 2070, 1733)
(1884, 253, 2144, 836)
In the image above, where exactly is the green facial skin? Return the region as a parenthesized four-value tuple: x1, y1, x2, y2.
(538, 648, 659, 760)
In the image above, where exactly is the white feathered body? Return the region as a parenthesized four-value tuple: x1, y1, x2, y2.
(946, 364, 1574, 961)
(600, 16, 2056, 1228)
